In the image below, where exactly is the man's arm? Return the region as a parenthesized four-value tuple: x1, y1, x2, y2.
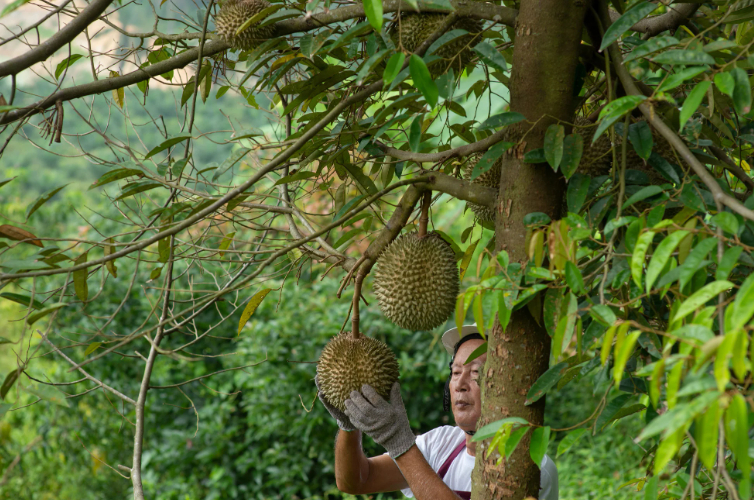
(343, 384, 465, 500)
(333, 429, 408, 494)
(394, 446, 466, 500)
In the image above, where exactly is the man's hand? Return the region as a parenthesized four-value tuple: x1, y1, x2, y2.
(344, 382, 415, 459)
(315, 374, 355, 431)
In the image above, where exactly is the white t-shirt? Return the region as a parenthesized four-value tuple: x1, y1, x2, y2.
(400, 425, 558, 499)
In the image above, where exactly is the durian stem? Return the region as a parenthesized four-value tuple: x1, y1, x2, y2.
(418, 191, 431, 237)
(351, 273, 364, 339)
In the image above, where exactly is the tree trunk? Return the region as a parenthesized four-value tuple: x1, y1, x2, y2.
(472, 0, 589, 498)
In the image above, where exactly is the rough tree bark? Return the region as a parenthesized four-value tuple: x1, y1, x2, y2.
(471, 0, 589, 498)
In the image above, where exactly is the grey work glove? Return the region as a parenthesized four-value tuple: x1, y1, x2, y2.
(315, 374, 355, 431)
(344, 382, 415, 459)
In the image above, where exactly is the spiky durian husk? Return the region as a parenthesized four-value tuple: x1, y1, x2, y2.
(463, 154, 501, 223)
(215, 0, 275, 50)
(389, 14, 483, 77)
(317, 333, 399, 411)
(373, 232, 460, 331)
(575, 116, 676, 184)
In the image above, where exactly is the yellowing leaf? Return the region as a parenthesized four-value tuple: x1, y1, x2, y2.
(109, 71, 125, 108)
(238, 288, 272, 335)
(84, 342, 102, 356)
(73, 252, 89, 302)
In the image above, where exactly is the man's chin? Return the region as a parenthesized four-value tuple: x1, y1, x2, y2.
(452, 410, 480, 432)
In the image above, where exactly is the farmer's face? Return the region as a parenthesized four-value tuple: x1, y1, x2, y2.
(449, 339, 486, 432)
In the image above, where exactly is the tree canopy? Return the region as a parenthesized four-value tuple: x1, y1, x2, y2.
(0, 0, 753, 499)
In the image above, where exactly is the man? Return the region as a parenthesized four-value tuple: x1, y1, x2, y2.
(317, 324, 558, 499)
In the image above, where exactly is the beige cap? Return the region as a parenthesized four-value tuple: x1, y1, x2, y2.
(441, 324, 481, 355)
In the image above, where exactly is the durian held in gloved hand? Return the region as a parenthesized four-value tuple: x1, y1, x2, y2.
(373, 232, 460, 331)
(317, 332, 400, 412)
(215, 0, 276, 50)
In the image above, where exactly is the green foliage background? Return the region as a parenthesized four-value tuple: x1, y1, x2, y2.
(0, 85, 646, 499)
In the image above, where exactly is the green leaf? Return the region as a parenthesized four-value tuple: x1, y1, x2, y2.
(566, 173, 590, 213)
(595, 394, 632, 432)
(594, 96, 647, 142)
(473, 417, 529, 441)
(409, 55, 438, 107)
(477, 112, 525, 131)
(218, 232, 235, 258)
(544, 124, 565, 171)
(383, 52, 405, 87)
(333, 195, 366, 222)
(657, 67, 706, 93)
(695, 398, 721, 471)
(73, 253, 89, 302)
(362, 0, 383, 32)
(89, 168, 143, 190)
(631, 229, 656, 288)
(714, 71, 735, 98)
(473, 41, 508, 72)
(356, 49, 391, 84)
(463, 341, 487, 366)
(523, 148, 546, 163)
(84, 342, 102, 356)
(0, 177, 16, 190)
(590, 304, 616, 327)
(716, 245, 742, 281)
(0, 292, 43, 310)
(409, 114, 423, 152)
(560, 134, 584, 179)
(238, 289, 273, 335)
(623, 36, 679, 63)
(710, 211, 739, 235)
(25, 184, 68, 221)
(144, 135, 192, 160)
(114, 181, 161, 201)
(470, 141, 513, 180)
(645, 230, 689, 292)
(679, 81, 711, 132)
(724, 394, 751, 500)
(644, 476, 658, 500)
(599, 2, 659, 50)
(622, 185, 664, 210)
(504, 425, 529, 459)
(274, 171, 317, 186)
(1, 0, 32, 17)
(729, 273, 754, 331)
(529, 426, 550, 468)
(565, 261, 585, 293)
(675, 280, 733, 322)
(525, 362, 569, 405)
(557, 428, 587, 457)
(25, 303, 67, 326)
(648, 153, 680, 185)
(638, 391, 720, 441)
(628, 121, 653, 160)
(678, 237, 717, 290)
(653, 50, 715, 66)
(613, 330, 641, 384)
(55, 54, 84, 79)
(731, 68, 752, 116)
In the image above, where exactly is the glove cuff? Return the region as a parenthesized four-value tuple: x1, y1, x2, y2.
(336, 418, 356, 432)
(387, 433, 416, 459)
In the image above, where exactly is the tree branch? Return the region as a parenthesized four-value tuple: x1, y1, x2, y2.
(0, 1, 517, 127)
(0, 0, 116, 78)
(708, 145, 754, 194)
(37, 331, 136, 405)
(609, 3, 700, 36)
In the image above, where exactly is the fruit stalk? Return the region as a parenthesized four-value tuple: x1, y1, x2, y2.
(418, 190, 431, 237)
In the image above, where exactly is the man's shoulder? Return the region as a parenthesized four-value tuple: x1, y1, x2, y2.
(415, 426, 465, 464)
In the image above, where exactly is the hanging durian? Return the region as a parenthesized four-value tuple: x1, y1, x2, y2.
(373, 232, 460, 331)
(388, 14, 483, 77)
(316, 332, 400, 411)
(215, 0, 275, 50)
(463, 154, 501, 223)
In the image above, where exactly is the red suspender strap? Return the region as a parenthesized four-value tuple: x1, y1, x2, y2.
(436, 440, 472, 499)
(437, 441, 467, 480)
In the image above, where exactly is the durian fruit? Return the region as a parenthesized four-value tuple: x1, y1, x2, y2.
(575, 116, 677, 184)
(317, 332, 400, 411)
(215, 0, 275, 50)
(463, 154, 501, 223)
(389, 14, 483, 77)
(373, 232, 460, 331)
